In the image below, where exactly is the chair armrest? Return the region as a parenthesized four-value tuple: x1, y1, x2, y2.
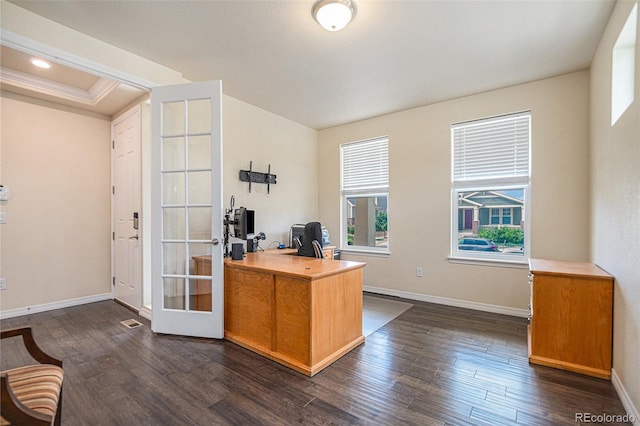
(1, 327, 62, 367)
(1, 374, 52, 425)
(312, 240, 323, 258)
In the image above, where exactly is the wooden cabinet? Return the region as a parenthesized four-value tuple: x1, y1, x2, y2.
(322, 246, 334, 259)
(528, 258, 613, 379)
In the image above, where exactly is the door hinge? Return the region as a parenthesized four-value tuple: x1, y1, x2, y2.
(112, 232, 115, 240)
(112, 186, 115, 195)
(112, 276, 115, 286)
(112, 140, 115, 149)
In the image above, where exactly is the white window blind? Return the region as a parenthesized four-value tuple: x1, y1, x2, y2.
(452, 112, 530, 184)
(341, 137, 389, 192)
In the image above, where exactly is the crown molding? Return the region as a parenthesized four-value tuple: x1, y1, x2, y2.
(1, 29, 158, 89)
(1, 66, 119, 105)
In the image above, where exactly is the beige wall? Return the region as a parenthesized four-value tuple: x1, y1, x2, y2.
(0, 94, 112, 311)
(223, 95, 318, 248)
(318, 71, 591, 313)
(590, 0, 640, 418)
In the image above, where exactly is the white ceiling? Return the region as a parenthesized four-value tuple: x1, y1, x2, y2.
(6, 0, 615, 129)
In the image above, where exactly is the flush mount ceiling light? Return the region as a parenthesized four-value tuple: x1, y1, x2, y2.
(312, 0, 357, 32)
(31, 58, 51, 69)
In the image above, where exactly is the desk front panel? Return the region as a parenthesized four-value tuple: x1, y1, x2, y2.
(274, 276, 311, 365)
(224, 267, 274, 352)
(311, 268, 363, 365)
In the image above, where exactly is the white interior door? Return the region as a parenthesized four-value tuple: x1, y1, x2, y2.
(112, 106, 142, 310)
(151, 81, 223, 338)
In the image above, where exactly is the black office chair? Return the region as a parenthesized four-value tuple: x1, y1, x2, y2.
(297, 222, 324, 258)
(293, 236, 302, 249)
(312, 240, 323, 258)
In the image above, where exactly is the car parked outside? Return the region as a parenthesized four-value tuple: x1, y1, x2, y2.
(458, 237, 500, 252)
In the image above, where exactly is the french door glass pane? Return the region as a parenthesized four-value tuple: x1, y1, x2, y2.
(188, 240, 212, 313)
(188, 207, 212, 240)
(163, 172, 185, 205)
(188, 171, 211, 205)
(163, 207, 185, 240)
(163, 277, 185, 310)
(189, 243, 212, 275)
(162, 137, 185, 171)
(188, 135, 211, 169)
(162, 101, 185, 135)
(189, 278, 211, 312)
(163, 243, 185, 275)
(187, 99, 211, 134)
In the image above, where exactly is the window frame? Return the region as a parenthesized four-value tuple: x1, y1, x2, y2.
(450, 112, 531, 265)
(611, 2, 637, 126)
(340, 136, 390, 255)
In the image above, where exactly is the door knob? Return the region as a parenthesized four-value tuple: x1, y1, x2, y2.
(211, 238, 219, 245)
(129, 234, 139, 240)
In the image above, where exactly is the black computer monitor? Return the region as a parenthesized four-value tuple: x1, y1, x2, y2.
(233, 207, 255, 240)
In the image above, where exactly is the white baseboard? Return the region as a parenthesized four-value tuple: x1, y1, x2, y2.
(612, 368, 640, 425)
(0, 293, 113, 320)
(139, 305, 152, 321)
(1, 287, 529, 321)
(363, 285, 529, 318)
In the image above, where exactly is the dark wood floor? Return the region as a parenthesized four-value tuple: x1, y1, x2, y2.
(1, 296, 630, 425)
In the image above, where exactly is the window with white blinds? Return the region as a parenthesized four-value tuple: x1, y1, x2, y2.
(341, 137, 389, 192)
(340, 136, 389, 253)
(450, 112, 531, 263)
(452, 112, 530, 185)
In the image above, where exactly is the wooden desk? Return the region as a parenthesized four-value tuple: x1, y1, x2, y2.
(528, 259, 613, 379)
(193, 252, 365, 376)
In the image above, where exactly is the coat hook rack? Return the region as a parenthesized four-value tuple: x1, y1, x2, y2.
(239, 161, 277, 194)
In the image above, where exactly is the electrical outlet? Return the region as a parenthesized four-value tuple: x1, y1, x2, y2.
(0, 278, 6, 290)
(416, 267, 423, 277)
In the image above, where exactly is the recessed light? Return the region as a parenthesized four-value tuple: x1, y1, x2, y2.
(31, 58, 51, 69)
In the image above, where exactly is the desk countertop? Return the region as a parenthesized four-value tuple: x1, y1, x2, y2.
(225, 251, 365, 280)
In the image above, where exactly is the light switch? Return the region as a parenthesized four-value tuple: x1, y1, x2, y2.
(0, 212, 5, 224)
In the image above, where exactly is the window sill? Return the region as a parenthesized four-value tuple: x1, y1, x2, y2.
(447, 255, 528, 269)
(340, 248, 391, 258)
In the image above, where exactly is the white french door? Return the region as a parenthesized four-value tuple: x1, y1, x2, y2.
(151, 81, 224, 338)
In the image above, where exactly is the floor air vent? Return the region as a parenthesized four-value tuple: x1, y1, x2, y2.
(120, 319, 143, 329)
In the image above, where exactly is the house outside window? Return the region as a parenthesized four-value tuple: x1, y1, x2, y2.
(451, 112, 531, 261)
(341, 137, 389, 253)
